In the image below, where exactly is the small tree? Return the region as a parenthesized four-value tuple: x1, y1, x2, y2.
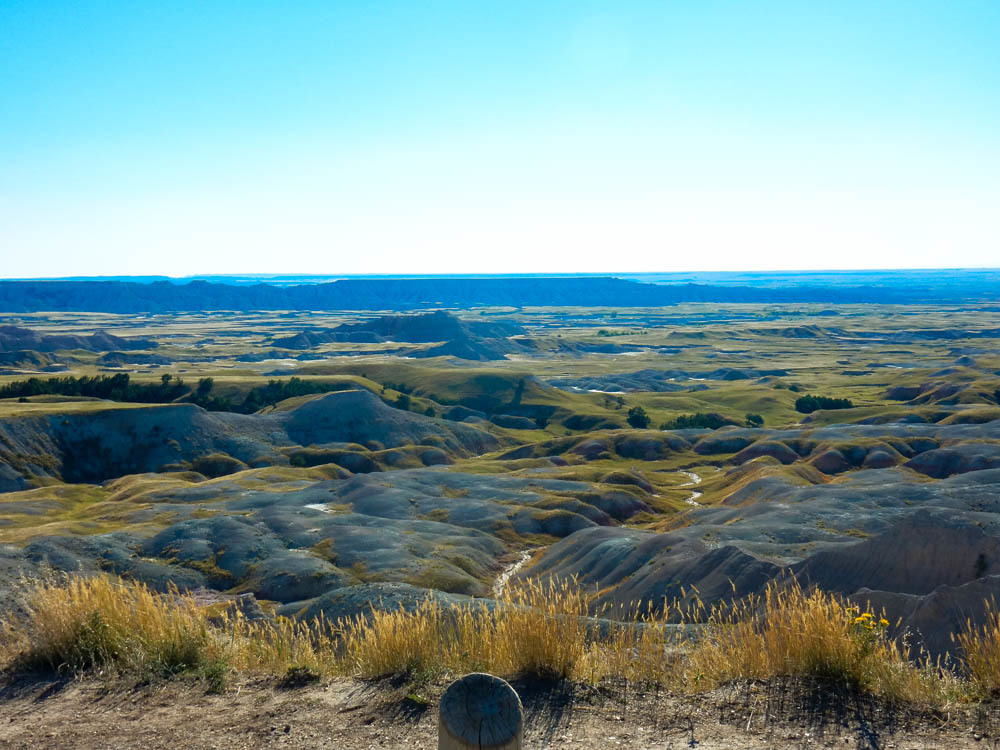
(745, 413, 764, 428)
(627, 406, 651, 429)
(196, 377, 214, 398)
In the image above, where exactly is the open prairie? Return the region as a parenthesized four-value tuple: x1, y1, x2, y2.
(3, 292, 1000, 746)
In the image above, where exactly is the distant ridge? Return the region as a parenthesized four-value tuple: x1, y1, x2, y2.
(0, 275, 996, 313)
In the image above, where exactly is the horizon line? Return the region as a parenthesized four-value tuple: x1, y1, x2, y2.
(4, 266, 1000, 284)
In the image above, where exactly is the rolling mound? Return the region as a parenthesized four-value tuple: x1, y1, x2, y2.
(279, 390, 498, 454)
(0, 350, 56, 370)
(0, 325, 155, 352)
(332, 310, 524, 342)
(272, 311, 527, 361)
(521, 526, 780, 617)
(794, 512, 1000, 595)
(519, 465, 1000, 653)
(549, 368, 790, 393)
(0, 467, 640, 609)
(0, 390, 498, 488)
(496, 430, 691, 462)
(0, 403, 281, 486)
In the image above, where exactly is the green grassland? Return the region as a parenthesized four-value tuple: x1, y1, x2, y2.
(2, 302, 999, 587)
(6, 300, 1000, 736)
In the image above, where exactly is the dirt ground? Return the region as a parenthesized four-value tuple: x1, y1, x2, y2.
(0, 673, 996, 750)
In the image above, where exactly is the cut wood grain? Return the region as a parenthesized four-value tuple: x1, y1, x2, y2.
(438, 673, 523, 750)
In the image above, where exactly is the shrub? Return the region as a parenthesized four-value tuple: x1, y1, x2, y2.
(626, 406, 651, 429)
(661, 412, 730, 430)
(795, 394, 854, 414)
(6, 575, 222, 679)
(745, 413, 764, 428)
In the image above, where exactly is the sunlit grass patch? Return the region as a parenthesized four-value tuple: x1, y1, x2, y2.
(954, 599, 1000, 698)
(0, 573, 983, 707)
(681, 582, 957, 704)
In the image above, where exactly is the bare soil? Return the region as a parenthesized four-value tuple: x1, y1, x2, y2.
(0, 673, 996, 749)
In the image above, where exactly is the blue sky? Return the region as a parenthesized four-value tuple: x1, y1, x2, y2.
(1, 1, 998, 277)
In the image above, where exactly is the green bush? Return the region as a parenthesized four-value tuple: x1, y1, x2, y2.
(661, 413, 730, 430)
(626, 406, 650, 429)
(794, 394, 854, 414)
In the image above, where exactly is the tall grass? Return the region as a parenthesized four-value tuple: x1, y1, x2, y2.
(338, 577, 596, 679)
(954, 599, 1000, 697)
(0, 573, 980, 706)
(683, 582, 953, 703)
(5, 576, 223, 679)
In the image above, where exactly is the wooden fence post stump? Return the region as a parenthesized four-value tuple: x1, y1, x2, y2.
(438, 672, 523, 750)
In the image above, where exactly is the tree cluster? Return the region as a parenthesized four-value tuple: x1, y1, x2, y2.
(1, 373, 360, 415)
(660, 412, 731, 430)
(0, 373, 187, 403)
(794, 394, 854, 414)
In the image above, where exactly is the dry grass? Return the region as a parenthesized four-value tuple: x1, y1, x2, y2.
(0, 574, 982, 706)
(0, 575, 599, 686)
(954, 599, 1000, 698)
(682, 582, 957, 704)
(2, 576, 227, 686)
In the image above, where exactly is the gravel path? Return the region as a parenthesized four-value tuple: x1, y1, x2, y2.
(0, 675, 985, 749)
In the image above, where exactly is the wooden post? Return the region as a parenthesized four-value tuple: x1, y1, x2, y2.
(438, 672, 523, 750)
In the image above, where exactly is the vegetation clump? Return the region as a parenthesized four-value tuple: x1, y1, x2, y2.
(0, 373, 188, 404)
(0, 374, 361, 414)
(0, 574, 980, 707)
(661, 412, 732, 430)
(4, 575, 223, 682)
(232, 377, 355, 412)
(684, 584, 945, 703)
(953, 601, 1000, 698)
(794, 394, 855, 414)
(626, 406, 650, 429)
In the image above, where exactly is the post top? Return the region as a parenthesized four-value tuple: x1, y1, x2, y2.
(439, 672, 523, 747)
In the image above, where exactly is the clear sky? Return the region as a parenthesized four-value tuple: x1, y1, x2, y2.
(1, 1, 998, 278)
